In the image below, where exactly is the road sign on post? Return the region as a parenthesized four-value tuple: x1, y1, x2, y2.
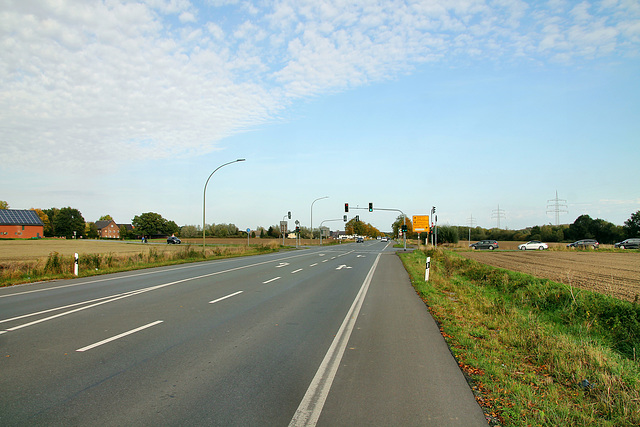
(412, 215, 430, 233)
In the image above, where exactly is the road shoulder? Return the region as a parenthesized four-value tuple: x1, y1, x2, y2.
(318, 252, 487, 426)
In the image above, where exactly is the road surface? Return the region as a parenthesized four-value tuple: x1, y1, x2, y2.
(0, 240, 486, 426)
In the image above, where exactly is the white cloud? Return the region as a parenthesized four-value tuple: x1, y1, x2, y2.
(1, 0, 638, 173)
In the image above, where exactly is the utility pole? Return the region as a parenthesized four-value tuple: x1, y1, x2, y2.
(492, 204, 506, 229)
(546, 190, 568, 226)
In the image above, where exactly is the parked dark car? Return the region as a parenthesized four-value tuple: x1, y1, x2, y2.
(614, 238, 640, 249)
(356, 237, 364, 243)
(567, 239, 599, 249)
(470, 240, 498, 250)
(167, 236, 181, 244)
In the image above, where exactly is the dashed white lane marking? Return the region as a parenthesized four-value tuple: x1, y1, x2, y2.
(76, 320, 164, 352)
(209, 290, 243, 304)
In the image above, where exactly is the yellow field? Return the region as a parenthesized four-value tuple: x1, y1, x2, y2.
(0, 239, 185, 262)
(0, 237, 327, 263)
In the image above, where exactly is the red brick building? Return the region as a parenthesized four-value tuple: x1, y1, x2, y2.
(95, 220, 120, 239)
(0, 209, 45, 239)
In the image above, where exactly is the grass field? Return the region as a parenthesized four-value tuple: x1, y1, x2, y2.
(399, 249, 640, 426)
(0, 238, 288, 286)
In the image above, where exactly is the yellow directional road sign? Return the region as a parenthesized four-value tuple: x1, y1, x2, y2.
(412, 215, 430, 233)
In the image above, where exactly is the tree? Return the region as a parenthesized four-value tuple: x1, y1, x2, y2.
(86, 222, 99, 238)
(0, 200, 8, 209)
(54, 207, 86, 238)
(99, 214, 113, 221)
(132, 212, 177, 237)
(119, 225, 134, 240)
(180, 225, 200, 238)
(437, 225, 459, 244)
(624, 210, 640, 238)
(391, 215, 414, 239)
(43, 208, 60, 236)
(267, 225, 280, 238)
(567, 215, 595, 241)
(32, 208, 50, 232)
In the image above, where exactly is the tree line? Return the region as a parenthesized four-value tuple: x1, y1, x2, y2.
(433, 211, 640, 245)
(2, 201, 638, 243)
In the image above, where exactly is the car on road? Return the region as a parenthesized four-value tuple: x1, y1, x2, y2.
(567, 239, 599, 249)
(470, 240, 499, 250)
(167, 236, 181, 244)
(518, 240, 548, 251)
(381, 237, 388, 242)
(614, 238, 640, 249)
(356, 237, 364, 243)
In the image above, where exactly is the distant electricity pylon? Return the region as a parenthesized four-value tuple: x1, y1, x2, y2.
(546, 190, 568, 225)
(492, 204, 506, 229)
(467, 214, 477, 243)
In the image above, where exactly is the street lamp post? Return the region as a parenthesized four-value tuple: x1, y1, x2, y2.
(202, 159, 245, 252)
(310, 196, 328, 240)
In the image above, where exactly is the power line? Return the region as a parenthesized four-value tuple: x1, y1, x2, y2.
(467, 213, 477, 228)
(491, 204, 506, 229)
(546, 190, 568, 225)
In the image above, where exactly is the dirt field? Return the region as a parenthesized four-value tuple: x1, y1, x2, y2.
(459, 250, 640, 303)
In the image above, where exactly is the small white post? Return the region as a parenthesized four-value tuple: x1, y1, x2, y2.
(425, 256, 431, 281)
(74, 253, 79, 276)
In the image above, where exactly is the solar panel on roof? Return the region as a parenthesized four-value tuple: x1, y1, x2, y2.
(0, 209, 44, 226)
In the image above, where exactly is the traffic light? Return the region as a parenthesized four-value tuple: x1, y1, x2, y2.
(343, 215, 347, 222)
(369, 202, 373, 212)
(295, 226, 300, 233)
(355, 215, 360, 222)
(401, 224, 407, 232)
(288, 211, 291, 219)
(345, 203, 349, 213)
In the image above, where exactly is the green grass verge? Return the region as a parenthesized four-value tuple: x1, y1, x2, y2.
(398, 248, 640, 426)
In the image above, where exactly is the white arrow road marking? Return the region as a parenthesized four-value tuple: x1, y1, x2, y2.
(335, 265, 352, 270)
(357, 255, 365, 258)
(276, 262, 290, 268)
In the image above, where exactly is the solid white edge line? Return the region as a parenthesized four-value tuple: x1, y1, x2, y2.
(209, 290, 243, 304)
(288, 253, 382, 427)
(76, 320, 163, 352)
(263, 277, 281, 284)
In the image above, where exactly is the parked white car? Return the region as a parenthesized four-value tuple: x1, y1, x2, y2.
(518, 240, 548, 250)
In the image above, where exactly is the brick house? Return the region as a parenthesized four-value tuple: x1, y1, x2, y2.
(95, 220, 120, 239)
(0, 209, 45, 239)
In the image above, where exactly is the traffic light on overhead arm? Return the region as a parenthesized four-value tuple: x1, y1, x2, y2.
(345, 203, 349, 213)
(369, 202, 373, 212)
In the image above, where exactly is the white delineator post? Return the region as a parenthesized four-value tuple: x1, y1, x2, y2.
(425, 256, 431, 281)
(74, 253, 79, 276)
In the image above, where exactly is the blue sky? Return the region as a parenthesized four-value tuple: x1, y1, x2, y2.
(1, 0, 639, 233)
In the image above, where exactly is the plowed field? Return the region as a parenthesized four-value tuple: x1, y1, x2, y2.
(459, 251, 640, 303)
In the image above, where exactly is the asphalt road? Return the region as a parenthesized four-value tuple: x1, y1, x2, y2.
(0, 240, 486, 426)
